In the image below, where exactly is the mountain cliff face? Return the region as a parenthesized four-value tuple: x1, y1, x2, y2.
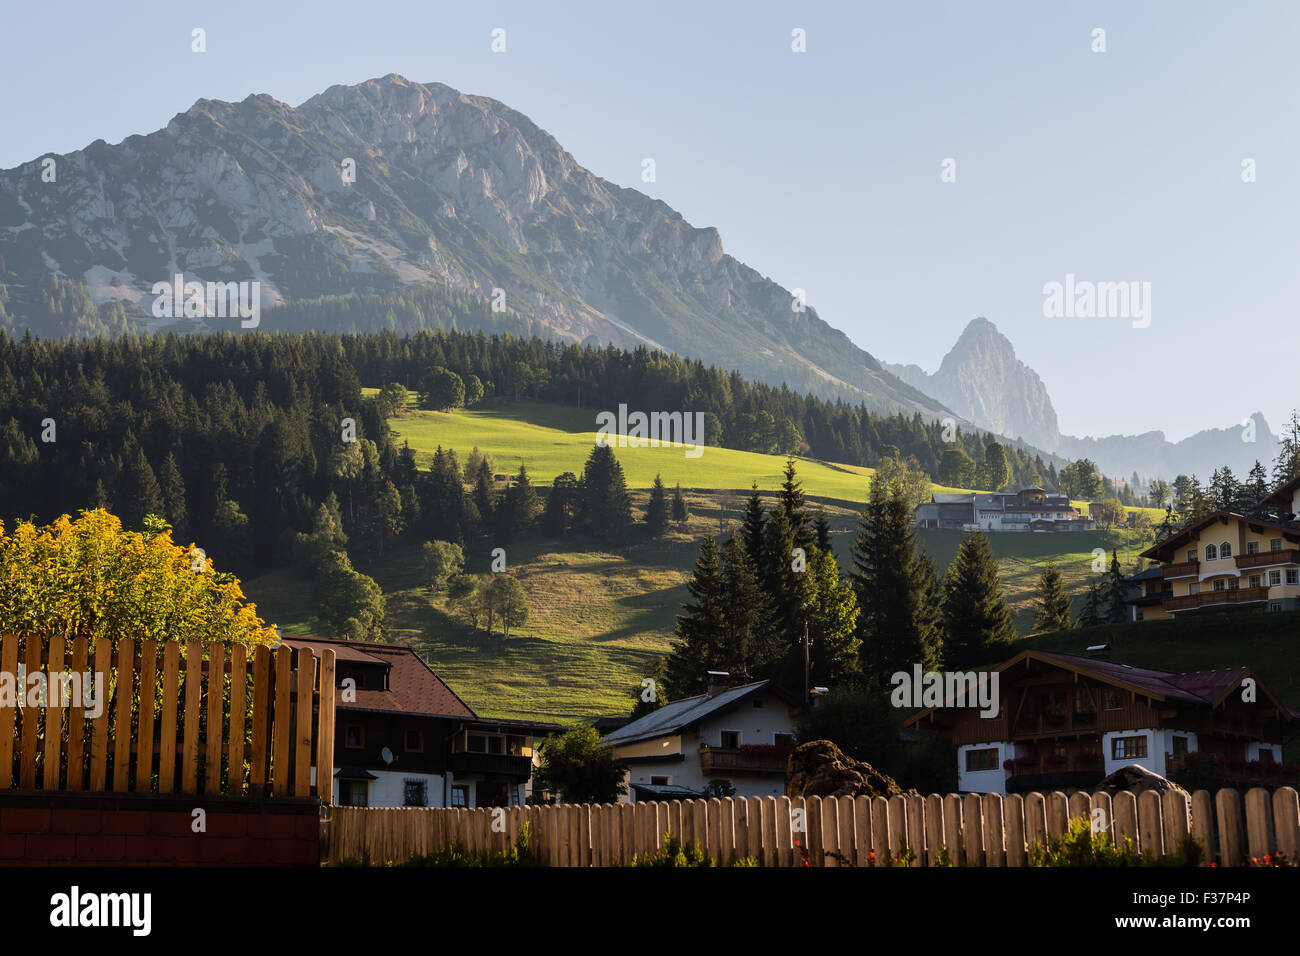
(892, 318, 1280, 480)
(0, 74, 946, 418)
(886, 317, 1060, 450)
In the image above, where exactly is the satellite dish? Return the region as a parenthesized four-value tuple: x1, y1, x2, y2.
(380, 747, 395, 766)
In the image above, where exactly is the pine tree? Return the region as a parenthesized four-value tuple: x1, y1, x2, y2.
(717, 531, 779, 681)
(577, 444, 632, 541)
(1244, 461, 1270, 516)
(851, 477, 943, 682)
(778, 457, 813, 551)
(497, 465, 540, 542)
(670, 483, 690, 524)
(541, 472, 579, 537)
(1032, 562, 1072, 633)
(1076, 582, 1104, 628)
(814, 509, 832, 553)
(1273, 408, 1300, 487)
(472, 457, 496, 529)
(644, 474, 669, 537)
(940, 530, 1016, 670)
(158, 451, 189, 540)
(119, 445, 166, 530)
(666, 536, 727, 698)
(740, 482, 766, 571)
(1103, 550, 1130, 624)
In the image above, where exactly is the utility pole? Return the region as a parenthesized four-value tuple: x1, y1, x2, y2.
(799, 620, 812, 705)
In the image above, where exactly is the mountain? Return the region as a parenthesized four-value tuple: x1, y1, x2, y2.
(0, 73, 948, 419)
(891, 318, 1281, 481)
(885, 317, 1059, 450)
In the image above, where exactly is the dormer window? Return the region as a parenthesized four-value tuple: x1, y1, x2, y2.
(1205, 544, 1217, 561)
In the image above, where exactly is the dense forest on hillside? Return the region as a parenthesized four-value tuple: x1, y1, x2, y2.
(0, 327, 1066, 553)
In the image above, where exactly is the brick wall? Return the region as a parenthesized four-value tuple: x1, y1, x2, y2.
(0, 792, 320, 866)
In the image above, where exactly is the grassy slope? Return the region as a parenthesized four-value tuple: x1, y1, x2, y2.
(247, 398, 1163, 722)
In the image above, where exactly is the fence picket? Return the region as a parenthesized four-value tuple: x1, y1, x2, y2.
(0, 635, 17, 788)
(204, 643, 224, 796)
(1216, 789, 1244, 866)
(135, 640, 157, 794)
(89, 640, 112, 791)
(43, 636, 65, 790)
(20, 635, 43, 787)
(180, 641, 203, 794)
(1244, 788, 1274, 863)
(157, 641, 179, 794)
(1190, 790, 1215, 866)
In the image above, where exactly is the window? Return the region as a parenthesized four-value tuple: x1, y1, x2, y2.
(1188, 583, 1199, 595)
(720, 731, 740, 749)
(449, 786, 468, 807)
(405, 728, 423, 752)
(1213, 579, 1225, 591)
(1219, 541, 1232, 559)
(1249, 575, 1261, 588)
(774, 733, 795, 748)
(965, 748, 999, 772)
(1270, 538, 1283, 552)
(339, 779, 369, 807)
(1288, 570, 1299, 586)
(650, 775, 670, 786)
(1247, 541, 1260, 555)
(1111, 736, 1148, 759)
(403, 779, 428, 807)
(345, 725, 364, 749)
(1102, 688, 1124, 710)
(1228, 578, 1238, 590)
(1172, 736, 1189, 756)
(1186, 550, 1197, 564)
(1270, 602, 1284, 612)
(467, 734, 487, 752)
(1205, 544, 1217, 561)
(1269, 570, 1282, 586)
(487, 736, 505, 755)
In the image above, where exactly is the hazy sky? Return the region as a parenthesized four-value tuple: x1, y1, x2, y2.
(2, 1, 1296, 441)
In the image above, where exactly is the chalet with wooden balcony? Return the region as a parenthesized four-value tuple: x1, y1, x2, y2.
(1136, 508, 1300, 618)
(281, 637, 561, 809)
(600, 680, 800, 802)
(904, 649, 1299, 796)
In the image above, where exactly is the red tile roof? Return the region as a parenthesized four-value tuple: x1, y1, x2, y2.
(281, 637, 476, 719)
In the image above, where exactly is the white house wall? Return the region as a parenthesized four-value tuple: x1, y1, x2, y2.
(624, 690, 796, 801)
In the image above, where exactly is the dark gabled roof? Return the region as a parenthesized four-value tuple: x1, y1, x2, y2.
(904, 649, 1300, 726)
(602, 680, 795, 746)
(1140, 511, 1300, 561)
(1125, 566, 1165, 582)
(281, 636, 477, 720)
(467, 717, 567, 736)
(1263, 474, 1300, 509)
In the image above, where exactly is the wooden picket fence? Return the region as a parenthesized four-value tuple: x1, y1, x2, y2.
(0, 634, 336, 801)
(325, 787, 1300, 866)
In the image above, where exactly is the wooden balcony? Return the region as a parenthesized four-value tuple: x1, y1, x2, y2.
(448, 752, 533, 779)
(698, 746, 791, 776)
(1161, 560, 1199, 578)
(1164, 586, 1270, 612)
(1236, 549, 1300, 570)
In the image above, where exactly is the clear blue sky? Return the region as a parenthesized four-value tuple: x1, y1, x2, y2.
(2, 0, 1296, 442)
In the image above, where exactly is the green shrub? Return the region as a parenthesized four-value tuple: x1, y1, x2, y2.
(632, 835, 757, 867)
(1028, 817, 1204, 867)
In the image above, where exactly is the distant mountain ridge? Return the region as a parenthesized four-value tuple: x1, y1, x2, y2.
(889, 318, 1280, 481)
(0, 73, 949, 420)
(885, 317, 1059, 450)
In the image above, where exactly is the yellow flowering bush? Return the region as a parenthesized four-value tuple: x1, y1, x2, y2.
(0, 509, 276, 649)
